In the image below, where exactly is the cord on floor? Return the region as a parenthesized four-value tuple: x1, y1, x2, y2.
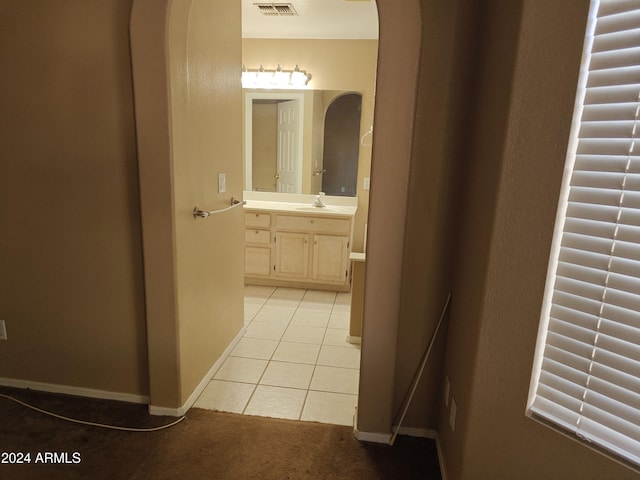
(0, 393, 185, 432)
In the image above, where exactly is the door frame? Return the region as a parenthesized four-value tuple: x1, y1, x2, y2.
(130, 0, 422, 437)
(244, 92, 304, 193)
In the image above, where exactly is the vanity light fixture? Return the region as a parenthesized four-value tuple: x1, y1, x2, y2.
(242, 64, 311, 89)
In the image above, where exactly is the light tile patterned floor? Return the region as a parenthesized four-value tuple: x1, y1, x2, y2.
(194, 286, 360, 426)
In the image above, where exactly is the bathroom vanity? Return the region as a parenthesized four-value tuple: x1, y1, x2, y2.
(243, 192, 357, 292)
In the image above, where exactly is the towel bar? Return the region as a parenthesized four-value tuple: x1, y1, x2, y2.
(193, 197, 246, 219)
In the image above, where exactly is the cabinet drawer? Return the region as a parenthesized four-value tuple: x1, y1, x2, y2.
(245, 229, 271, 244)
(245, 211, 271, 229)
(275, 214, 350, 235)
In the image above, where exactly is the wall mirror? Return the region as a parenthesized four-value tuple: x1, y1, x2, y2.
(244, 89, 363, 196)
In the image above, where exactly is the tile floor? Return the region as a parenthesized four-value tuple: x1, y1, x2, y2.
(194, 285, 361, 426)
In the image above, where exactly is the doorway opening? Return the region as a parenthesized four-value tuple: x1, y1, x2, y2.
(244, 92, 305, 193)
(198, 0, 378, 424)
(131, 0, 425, 431)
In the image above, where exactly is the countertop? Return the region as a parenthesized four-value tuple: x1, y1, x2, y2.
(243, 192, 357, 217)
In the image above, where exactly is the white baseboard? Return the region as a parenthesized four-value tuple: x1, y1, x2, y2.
(347, 335, 361, 344)
(149, 326, 247, 417)
(354, 417, 445, 480)
(0, 377, 150, 405)
(354, 428, 393, 444)
(352, 408, 392, 443)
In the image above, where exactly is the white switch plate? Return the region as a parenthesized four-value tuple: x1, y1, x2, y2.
(218, 173, 226, 193)
(363, 177, 370, 190)
(0, 320, 7, 340)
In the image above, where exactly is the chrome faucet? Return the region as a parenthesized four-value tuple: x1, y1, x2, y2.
(313, 192, 326, 208)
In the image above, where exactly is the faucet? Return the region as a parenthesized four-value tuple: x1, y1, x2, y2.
(313, 192, 326, 208)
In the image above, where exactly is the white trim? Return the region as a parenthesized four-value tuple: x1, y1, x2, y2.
(347, 335, 361, 344)
(148, 326, 247, 417)
(353, 428, 392, 444)
(0, 377, 150, 405)
(148, 404, 188, 417)
(352, 406, 392, 443)
(354, 414, 446, 479)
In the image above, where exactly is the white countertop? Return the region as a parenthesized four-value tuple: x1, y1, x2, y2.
(243, 191, 357, 217)
(349, 252, 366, 262)
(244, 200, 357, 217)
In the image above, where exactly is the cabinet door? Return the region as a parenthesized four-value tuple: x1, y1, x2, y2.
(311, 234, 349, 283)
(245, 246, 271, 276)
(275, 232, 309, 279)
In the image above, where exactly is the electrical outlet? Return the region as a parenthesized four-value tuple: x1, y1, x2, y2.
(450, 398, 457, 431)
(218, 173, 226, 193)
(444, 376, 450, 407)
(0, 320, 7, 340)
(363, 177, 370, 190)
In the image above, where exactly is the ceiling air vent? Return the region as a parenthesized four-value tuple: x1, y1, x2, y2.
(254, 3, 298, 16)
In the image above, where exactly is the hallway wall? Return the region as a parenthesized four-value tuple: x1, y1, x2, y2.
(0, 0, 148, 398)
(131, 0, 245, 409)
(438, 0, 639, 478)
(168, 0, 245, 406)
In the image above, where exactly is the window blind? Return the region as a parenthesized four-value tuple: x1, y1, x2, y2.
(527, 0, 640, 469)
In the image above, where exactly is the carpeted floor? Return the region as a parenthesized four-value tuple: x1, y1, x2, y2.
(0, 387, 441, 480)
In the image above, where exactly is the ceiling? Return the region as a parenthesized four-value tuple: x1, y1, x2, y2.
(242, 0, 379, 39)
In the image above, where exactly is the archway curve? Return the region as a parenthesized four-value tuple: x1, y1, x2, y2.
(130, 0, 422, 434)
(321, 92, 362, 196)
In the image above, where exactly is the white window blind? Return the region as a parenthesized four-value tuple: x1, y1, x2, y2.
(527, 0, 640, 470)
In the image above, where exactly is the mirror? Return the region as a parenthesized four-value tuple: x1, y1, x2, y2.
(244, 89, 363, 196)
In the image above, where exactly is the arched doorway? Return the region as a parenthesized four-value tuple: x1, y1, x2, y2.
(130, 0, 422, 438)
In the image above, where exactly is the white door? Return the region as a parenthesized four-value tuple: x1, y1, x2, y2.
(277, 100, 300, 192)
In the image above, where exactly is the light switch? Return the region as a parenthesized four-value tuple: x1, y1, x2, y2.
(363, 177, 370, 190)
(218, 173, 226, 193)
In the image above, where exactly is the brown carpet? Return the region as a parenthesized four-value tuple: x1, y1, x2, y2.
(0, 387, 441, 480)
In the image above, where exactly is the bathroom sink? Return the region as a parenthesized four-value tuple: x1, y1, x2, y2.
(294, 206, 342, 213)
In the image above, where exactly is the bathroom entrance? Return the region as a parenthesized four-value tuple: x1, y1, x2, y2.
(191, 0, 379, 424)
(131, 0, 428, 435)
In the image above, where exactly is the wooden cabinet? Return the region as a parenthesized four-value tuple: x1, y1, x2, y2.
(244, 209, 353, 291)
(311, 234, 349, 283)
(275, 232, 309, 279)
(244, 212, 271, 277)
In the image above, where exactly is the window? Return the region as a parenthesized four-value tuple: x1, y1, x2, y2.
(527, 0, 640, 470)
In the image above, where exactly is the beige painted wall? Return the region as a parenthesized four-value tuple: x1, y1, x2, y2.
(437, 0, 639, 478)
(0, 0, 148, 397)
(392, 0, 472, 431)
(1, 2, 634, 477)
(131, 0, 244, 409)
(252, 102, 278, 192)
(169, 0, 244, 405)
(357, 0, 422, 434)
(243, 39, 378, 252)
